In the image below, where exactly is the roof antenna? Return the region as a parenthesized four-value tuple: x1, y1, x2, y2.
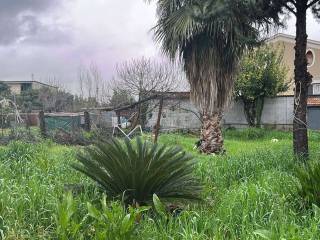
(31, 73, 34, 81)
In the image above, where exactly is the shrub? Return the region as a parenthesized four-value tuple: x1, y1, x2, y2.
(72, 137, 202, 206)
(295, 162, 320, 207)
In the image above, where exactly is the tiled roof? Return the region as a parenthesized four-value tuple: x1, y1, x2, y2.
(308, 96, 320, 106)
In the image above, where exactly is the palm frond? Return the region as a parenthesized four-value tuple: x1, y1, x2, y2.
(72, 137, 202, 206)
(151, 0, 262, 113)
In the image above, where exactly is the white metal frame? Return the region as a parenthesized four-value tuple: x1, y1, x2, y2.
(112, 124, 143, 140)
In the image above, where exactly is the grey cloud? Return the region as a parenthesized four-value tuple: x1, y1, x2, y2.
(0, 0, 318, 94)
(0, 0, 66, 45)
(0, 0, 60, 15)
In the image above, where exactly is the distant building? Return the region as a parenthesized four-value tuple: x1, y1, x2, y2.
(267, 33, 320, 96)
(0, 81, 58, 95)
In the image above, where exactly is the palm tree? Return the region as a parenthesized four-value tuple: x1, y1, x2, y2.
(149, 0, 263, 154)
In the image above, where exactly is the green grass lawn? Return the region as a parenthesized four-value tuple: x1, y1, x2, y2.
(1, 129, 320, 239)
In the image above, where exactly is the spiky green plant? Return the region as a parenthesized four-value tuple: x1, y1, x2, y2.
(72, 138, 202, 206)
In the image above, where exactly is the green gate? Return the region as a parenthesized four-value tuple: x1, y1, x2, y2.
(45, 115, 81, 133)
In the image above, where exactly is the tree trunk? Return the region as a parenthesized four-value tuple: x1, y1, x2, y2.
(84, 111, 91, 132)
(293, 3, 311, 159)
(243, 97, 265, 128)
(255, 97, 264, 128)
(243, 99, 256, 127)
(199, 112, 224, 154)
(39, 110, 46, 138)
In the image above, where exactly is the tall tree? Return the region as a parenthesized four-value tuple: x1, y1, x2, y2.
(259, 0, 320, 158)
(235, 45, 288, 127)
(149, 0, 266, 154)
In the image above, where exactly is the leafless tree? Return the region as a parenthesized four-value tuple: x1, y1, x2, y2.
(113, 57, 188, 130)
(77, 63, 111, 106)
(78, 66, 85, 99)
(115, 57, 186, 101)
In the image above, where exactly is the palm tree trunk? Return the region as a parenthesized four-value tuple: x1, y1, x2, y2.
(199, 112, 224, 154)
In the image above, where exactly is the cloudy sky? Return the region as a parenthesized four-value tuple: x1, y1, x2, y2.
(0, 0, 319, 93)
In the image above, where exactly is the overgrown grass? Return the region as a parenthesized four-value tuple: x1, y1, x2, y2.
(0, 129, 320, 239)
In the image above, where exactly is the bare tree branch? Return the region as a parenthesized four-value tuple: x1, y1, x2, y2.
(307, 0, 320, 8)
(284, 2, 297, 15)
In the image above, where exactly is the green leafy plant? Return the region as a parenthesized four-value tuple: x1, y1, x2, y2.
(86, 196, 150, 240)
(72, 137, 202, 206)
(55, 192, 81, 240)
(295, 162, 320, 207)
(153, 194, 168, 219)
(55, 193, 149, 240)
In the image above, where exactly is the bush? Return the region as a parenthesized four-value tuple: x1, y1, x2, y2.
(295, 162, 320, 207)
(72, 137, 202, 206)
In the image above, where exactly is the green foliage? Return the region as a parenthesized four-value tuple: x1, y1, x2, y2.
(1, 141, 40, 162)
(235, 45, 288, 100)
(85, 196, 150, 239)
(224, 127, 289, 141)
(73, 137, 202, 206)
(39, 87, 75, 112)
(0, 82, 11, 98)
(235, 45, 288, 127)
(152, 194, 168, 219)
(295, 162, 320, 207)
(110, 88, 134, 107)
(55, 193, 149, 240)
(55, 192, 81, 240)
(16, 89, 43, 112)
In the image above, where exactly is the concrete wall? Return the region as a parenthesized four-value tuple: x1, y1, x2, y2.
(146, 96, 294, 131)
(146, 99, 202, 131)
(32, 82, 43, 90)
(7, 83, 21, 95)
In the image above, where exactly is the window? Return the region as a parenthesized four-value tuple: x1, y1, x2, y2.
(313, 83, 320, 95)
(20, 83, 32, 92)
(306, 49, 315, 67)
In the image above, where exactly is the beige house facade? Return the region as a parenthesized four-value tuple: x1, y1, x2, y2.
(267, 33, 320, 96)
(1, 81, 57, 95)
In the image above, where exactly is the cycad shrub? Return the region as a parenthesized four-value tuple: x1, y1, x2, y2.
(295, 162, 320, 207)
(72, 137, 202, 206)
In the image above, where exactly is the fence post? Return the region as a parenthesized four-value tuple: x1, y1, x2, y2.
(84, 111, 91, 132)
(153, 97, 164, 143)
(39, 111, 46, 138)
